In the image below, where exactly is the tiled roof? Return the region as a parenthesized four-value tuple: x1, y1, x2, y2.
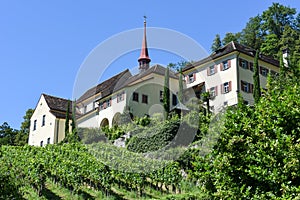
(77, 69, 132, 103)
(43, 94, 73, 118)
(183, 41, 279, 72)
(115, 64, 178, 90)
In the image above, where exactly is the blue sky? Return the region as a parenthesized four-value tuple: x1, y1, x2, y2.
(1, 0, 299, 129)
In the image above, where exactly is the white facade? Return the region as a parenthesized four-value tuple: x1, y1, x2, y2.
(182, 43, 280, 112)
(77, 66, 180, 128)
(28, 94, 70, 146)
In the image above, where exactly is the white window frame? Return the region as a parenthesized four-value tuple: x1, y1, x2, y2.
(224, 82, 229, 93)
(209, 65, 215, 75)
(210, 87, 216, 97)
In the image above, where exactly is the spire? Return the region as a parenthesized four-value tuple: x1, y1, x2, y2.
(138, 16, 151, 72)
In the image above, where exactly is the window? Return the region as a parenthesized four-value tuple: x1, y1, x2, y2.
(117, 92, 125, 103)
(47, 137, 50, 144)
(221, 81, 232, 93)
(142, 94, 148, 104)
(187, 73, 196, 83)
(159, 91, 163, 102)
(260, 66, 269, 77)
(209, 86, 218, 97)
(42, 115, 46, 126)
(249, 62, 254, 71)
(84, 105, 87, 113)
(100, 102, 104, 110)
(99, 99, 112, 110)
(133, 92, 139, 102)
(207, 65, 217, 76)
(223, 101, 228, 106)
(241, 80, 253, 93)
(33, 120, 37, 131)
(221, 60, 231, 71)
(172, 94, 177, 106)
(239, 58, 249, 69)
(107, 98, 112, 107)
(40, 141, 43, 147)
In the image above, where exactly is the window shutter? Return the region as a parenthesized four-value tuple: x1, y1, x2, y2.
(215, 85, 218, 96)
(250, 84, 253, 93)
(215, 65, 218, 73)
(185, 76, 189, 83)
(220, 63, 224, 71)
(193, 73, 196, 81)
(228, 60, 231, 68)
(229, 81, 232, 92)
(104, 102, 107, 109)
(221, 84, 224, 94)
(259, 66, 262, 74)
(241, 80, 244, 92)
(207, 68, 210, 76)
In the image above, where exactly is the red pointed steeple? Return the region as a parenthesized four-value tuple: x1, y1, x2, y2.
(138, 16, 151, 72)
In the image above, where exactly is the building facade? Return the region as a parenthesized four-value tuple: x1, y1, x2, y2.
(28, 94, 72, 146)
(182, 42, 280, 112)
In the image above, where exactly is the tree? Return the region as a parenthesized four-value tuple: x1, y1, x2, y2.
(240, 15, 265, 50)
(261, 3, 297, 38)
(0, 122, 17, 146)
(199, 74, 300, 198)
(211, 34, 222, 52)
(15, 108, 34, 146)
(65, 100, 70, 135)
(222, 32, 241, 46)
(71, 100, 76, 132)
(253, 50, 261, 103)
(260, 33, 280, 58)
(178, 67, 183, 103)
(163, 65, 170, 118)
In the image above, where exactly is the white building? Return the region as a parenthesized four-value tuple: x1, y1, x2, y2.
(182, 41, 280, 112)
(28, 94, 72, 146)
(28, 20, 281, 145)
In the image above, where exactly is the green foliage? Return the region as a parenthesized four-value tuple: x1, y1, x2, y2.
(222, 32, 241, 46)
(0, 122, 18, 146)
(211, 34, 222, 52)
(212, 3, 300, 61)
(134, 115, 151, 126)
(253, 50, 261, 103)
(127, 116, 181, 153)
(178, 67, 183, 103)
(240, 15, 264, 50)
(261, 3, 297, 38)
(71, 99, 76, 132)
(192, 75, 300, 198)
(77, 127, 107, 144)
(163, 66, 170, 117)
(65, 100, 70, 135)
(101, 126, 125, 141)
(260, 33, 280, 57)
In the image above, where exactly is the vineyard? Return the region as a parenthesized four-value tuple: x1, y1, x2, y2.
(0, 143, 200, 200)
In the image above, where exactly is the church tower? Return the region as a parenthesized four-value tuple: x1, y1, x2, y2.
(138, 16, 151, 72)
